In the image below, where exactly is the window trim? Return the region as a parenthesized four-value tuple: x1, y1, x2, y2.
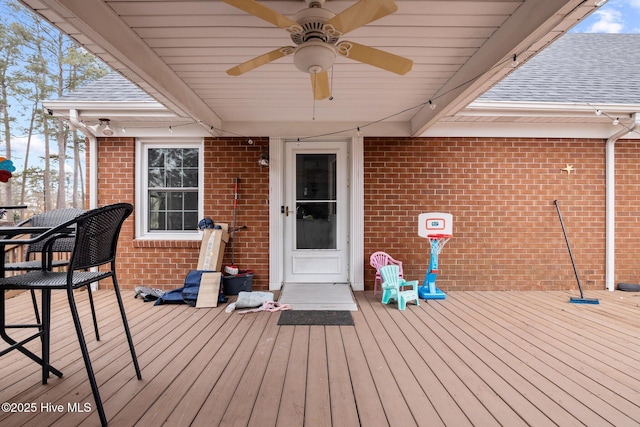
(135, 138, 204, 240)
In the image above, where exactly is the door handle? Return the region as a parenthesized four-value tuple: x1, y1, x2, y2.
(285, 206, 291, 216)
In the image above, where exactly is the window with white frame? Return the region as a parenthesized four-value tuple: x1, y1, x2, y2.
(136, 139, 203, 239)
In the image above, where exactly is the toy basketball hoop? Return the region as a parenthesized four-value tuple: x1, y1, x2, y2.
(418, 213, 453, 300)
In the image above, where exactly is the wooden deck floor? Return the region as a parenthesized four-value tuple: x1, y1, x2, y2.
(1, 288, 640, 426)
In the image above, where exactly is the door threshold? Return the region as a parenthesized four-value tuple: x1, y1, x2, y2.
(278, 283, 357, 311)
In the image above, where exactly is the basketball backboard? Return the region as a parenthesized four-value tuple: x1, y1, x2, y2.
(418, 212, 453, 238)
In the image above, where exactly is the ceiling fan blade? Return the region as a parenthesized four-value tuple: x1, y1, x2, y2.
(227, 47, 294, 76)
(222, 0, 300, 31)
(326, 0, 397, 35)
(336, 41, 412, 75)
(310, 71, 331, 100)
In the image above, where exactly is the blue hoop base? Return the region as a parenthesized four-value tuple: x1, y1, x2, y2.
(418, 285, 446, 300)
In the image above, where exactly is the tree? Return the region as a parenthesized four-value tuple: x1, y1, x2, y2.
(0, 17, 30, 206)
(0, 0, 108, 213)
(58, 44, 108, 208)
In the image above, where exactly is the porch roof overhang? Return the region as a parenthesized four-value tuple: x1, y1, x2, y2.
(23, 0, 602, 139)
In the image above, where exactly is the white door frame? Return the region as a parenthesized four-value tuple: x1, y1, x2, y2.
(283, 140, 348, 283)
(269, 136, 364, 291)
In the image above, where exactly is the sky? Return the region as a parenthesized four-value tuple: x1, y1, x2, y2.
(571, 0, 640, 33)
(2, 0, 640, 173)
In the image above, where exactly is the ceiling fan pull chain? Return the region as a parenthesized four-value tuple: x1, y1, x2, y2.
(312, 74, 317, 120)
(329, 66, 334, 100)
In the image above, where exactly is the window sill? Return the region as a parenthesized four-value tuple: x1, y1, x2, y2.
(133, 238, 201, 249)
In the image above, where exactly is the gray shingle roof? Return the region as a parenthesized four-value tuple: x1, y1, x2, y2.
(56, 72, 156, 102)
(479, 33, 640, 104)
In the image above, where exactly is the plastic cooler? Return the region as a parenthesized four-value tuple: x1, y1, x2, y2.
(222, 270, 254, 295)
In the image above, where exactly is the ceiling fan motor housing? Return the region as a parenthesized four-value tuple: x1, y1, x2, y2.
(292, 5, 338, 73)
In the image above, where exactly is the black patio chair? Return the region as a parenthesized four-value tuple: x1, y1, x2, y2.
(5, 207, 85, 272)
(0, 203, 141, 427)
(1, 208, 101, 337)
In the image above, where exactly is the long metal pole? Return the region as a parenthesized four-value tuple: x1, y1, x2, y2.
(554, 200, 584, 298)
(232, 177, 239, 266)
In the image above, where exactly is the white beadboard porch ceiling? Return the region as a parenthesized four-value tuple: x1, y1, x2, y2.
(21, 0, 599, 138)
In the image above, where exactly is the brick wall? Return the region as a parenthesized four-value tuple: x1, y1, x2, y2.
(612, 140, 640, 285)
(364, 137, 609, 291)
(90, 136, 270, 291)
(201, 137, 270, 289)
(90, 135, 640, 292)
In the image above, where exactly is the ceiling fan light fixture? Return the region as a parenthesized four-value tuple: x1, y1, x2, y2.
(294, 40, 336, 73)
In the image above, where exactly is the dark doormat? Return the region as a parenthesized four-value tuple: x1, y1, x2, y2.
(278, 310, 354, 326)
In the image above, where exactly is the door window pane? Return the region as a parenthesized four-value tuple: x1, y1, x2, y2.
(295, 153, 337, 249)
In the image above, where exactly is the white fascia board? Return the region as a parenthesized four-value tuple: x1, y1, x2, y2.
(43, 100, 176, 118)
(423, 121, 640, 140)
(462, 101, 640, 118)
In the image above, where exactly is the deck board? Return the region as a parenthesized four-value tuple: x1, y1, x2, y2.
(109, 304, 229, 426)
(470, 292, 640, 425)
(247, 325, 293, 427)
(450, 292, 638, 426)
(339, 324, 388, 427)
(277, 325, 309, 427)
(407, 298, 527, 427)
(359, 294, 444, 427)
(305, 326, 331, 427)
(439, 293, 600, 426)
(164, 311, 257, 426)
(350, 301, 415, 427)
(2, 289, 640, 426)
(325, 326, 360, 427)
(392, 297, 502, 426)
(220, 313, 282, 426)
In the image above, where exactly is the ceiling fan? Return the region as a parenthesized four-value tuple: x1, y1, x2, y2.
(223, 0, 413, 100)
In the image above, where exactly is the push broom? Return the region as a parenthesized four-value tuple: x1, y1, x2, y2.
(554, 200, 599, 304)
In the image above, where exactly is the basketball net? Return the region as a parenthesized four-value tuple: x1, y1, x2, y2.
(428, 234, 452, 256)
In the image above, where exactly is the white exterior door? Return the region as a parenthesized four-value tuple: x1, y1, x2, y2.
(283, 140, 349, 283)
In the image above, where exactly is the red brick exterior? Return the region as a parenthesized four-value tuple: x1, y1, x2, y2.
(90, 136, 270, 291)
(90, 135, 640, 292)
(610, 140, 640, 286)
(365, 137, 608, 291)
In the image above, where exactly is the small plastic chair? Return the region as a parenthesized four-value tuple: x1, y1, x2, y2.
(369, 251, 404, 295)
(379, 264, 419, 310)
